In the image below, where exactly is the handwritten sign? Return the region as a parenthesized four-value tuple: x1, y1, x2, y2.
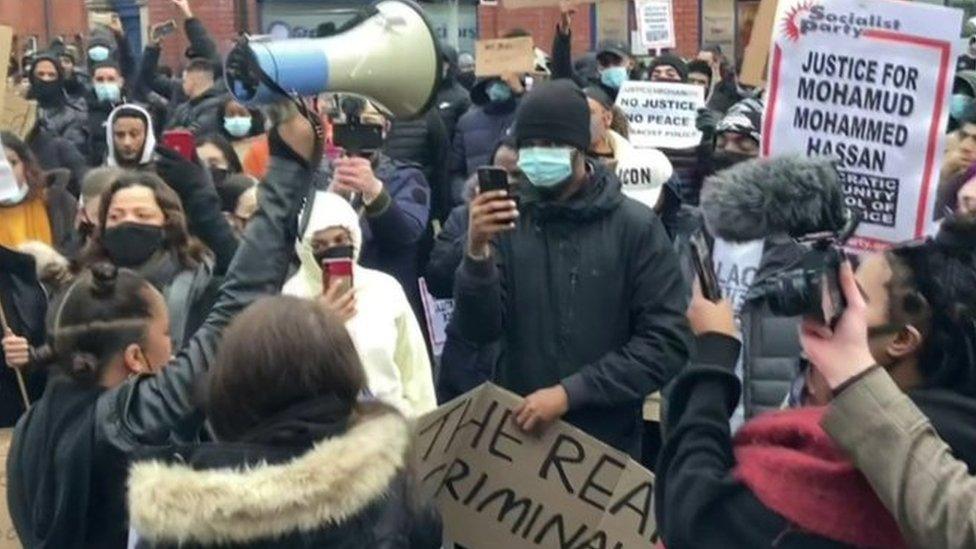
(762, 0, 962, 250)
(475, 37, 535, 77)
(635, 0, 676, 50)
(616, 82, 705, 149)
(413, 383, 658, 548)
(1, 92, 37, 140)
(419, 278, 454, 358)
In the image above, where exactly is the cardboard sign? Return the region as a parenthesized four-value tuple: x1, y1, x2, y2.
(615, 81, 705, 150)
(475, 37, 535, 77)
(1, 92, 37, 140)
(418, 278, 454, 358)
(0, 25, 12, 113)
(413, 383, 659, 548)
(0, 429, 20, 548)
(635, 0, 676, 50)
(738, 0, 777, 87)
(762, 0, 962, 251)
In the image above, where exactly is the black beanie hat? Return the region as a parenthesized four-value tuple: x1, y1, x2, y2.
(514, 80, 590, 150)
(649, 53, 689, 81)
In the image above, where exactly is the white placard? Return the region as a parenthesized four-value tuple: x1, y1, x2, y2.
(712, 237, 765, 316)
(635, 0, 675, 50)
(419, 278, 454, 358)
(0, 139, 19, 203)
(615, 81, 705, 150)
(762, 0, 963, 251)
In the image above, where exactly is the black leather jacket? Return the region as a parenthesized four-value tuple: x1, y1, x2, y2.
(7, 154, 311, 547)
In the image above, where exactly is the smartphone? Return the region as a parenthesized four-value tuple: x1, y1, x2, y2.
(152, 20, 177, 41)
(320, 246, 355, 295)
(332, 122, 383, 156)
(689, 231, 722, 302)
(477, 166, 508, 194)
(90, 11, 118, 28)
(162, 130, 196, 161)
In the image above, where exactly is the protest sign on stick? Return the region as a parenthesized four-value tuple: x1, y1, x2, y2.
(615, 81, 705, 150)
(739, 0, 778, 87)
(413, 383, 658, 548)
(475, 37, 535, 76)
(761, 0, 962, 251)
(634, 0, 676, 50)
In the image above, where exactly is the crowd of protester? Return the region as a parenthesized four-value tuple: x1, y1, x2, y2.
(0, 0, 975, 547)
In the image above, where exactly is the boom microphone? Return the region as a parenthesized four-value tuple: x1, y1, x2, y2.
(224, 0, 441, 119)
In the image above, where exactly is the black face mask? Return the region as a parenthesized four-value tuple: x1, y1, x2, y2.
(31, 80, 63, 104)
(711, 150, 755, 173)
(313, 244, 355, 268)
(210, 167, 230, 187)
(101, 222, 165, 268)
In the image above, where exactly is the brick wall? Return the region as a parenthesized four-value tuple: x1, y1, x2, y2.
(146, 0, 258, 73)
(672, 0, 699, 58)
(0, 0, 89, 53)
(477, 4, 592, 56)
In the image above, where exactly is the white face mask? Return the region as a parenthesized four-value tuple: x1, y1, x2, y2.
(0, 183, 28, 206)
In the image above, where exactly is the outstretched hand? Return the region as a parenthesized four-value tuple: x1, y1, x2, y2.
(799, 262, 876, 390)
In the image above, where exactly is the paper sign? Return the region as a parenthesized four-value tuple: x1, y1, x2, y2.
(475, 37, 535, 77)
(419, 278, 454, 358)
(1, 92, 37, 140)
(616, 150, 671, 208)
(0, 140, 19, 204)
(738, 0, 777, 86)
(635, 0, 676, 50)
(615, 81, 705, 149)
(762, 0, 962, 251)
(0, 429, 20, 548)
(413, 383, 659, 548)
(712, 237, 765, 315)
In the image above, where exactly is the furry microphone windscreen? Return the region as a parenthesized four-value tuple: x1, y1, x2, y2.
(701, 155, 848, 243)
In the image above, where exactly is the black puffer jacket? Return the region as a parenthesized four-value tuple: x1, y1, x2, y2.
(127, 404, 441, 548)
(383, 109, 450, 221)
(6, 152, 312, 548)
(453, 163, 691, 456)
(435, 45, 472, 142)
(167, 86, 227, 136)
(27, 124, 89, 197)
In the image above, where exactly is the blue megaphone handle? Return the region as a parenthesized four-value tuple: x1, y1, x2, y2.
(231, 39, 331, 104)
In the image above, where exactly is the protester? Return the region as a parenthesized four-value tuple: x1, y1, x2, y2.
(126, 294, 441, 548)
(806, 252, 976, 549)
(214, 97, 266, 161)
(71, 166, 125, 256)
(284, 191, 436, 417)
(447, 73, 520, 205)
(384, 108, 450, 222)
(551, 6, 632, 101)
(0, 245, 48, 427)
(949, 71, 976, 132)
(58, 47, 91, 100)
(0, 132, 78, 254)
(166, 57, 226, 135)
(426, 138, 517, 401)
(687, 59, 714, 100)
(2, 109, 319, 547)
(584, 86, 672, 182)
(647, 54, 688, 83)
(105, 104, 157, 169)
(196, 133, 244, 187)
(435, 44, 473, 143)
(86, 62, 131, 165)
(655, 271, 914, 548)
(456, 52, 476, 90)
(700, 156, 847, 424)
(78, 171, 218, 349)
(27, 54, 89, 158)
(315, 100, 431, 318)
(217, 174, 258, 235)
(453, 80, 691, 455)
(959, 35, 976, 72)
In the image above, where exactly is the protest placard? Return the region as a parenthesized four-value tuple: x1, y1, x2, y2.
(738, 0, 777, 87)
(413, 383, 658, 548)
(1, 92, 37, 140)
(761, 0, 962, 251)
(475, 37, 535, 77)
(634, 0, 675, 50)
(615, 152, 671, 209)
(0, 429, 20, 548)
(418, 278, 454, 358)
(615, 81, 705, 150)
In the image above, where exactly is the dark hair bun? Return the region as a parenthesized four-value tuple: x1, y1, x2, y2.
(89, 262, 119, 297)
(69, 352, 99, 375)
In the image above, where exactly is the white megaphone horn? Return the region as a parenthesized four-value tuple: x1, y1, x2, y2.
(224, 0, 442, 119)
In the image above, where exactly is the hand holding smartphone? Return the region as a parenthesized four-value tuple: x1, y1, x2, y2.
(689, 231, 722, 302)
(467, 167, 519, 259)
(151, 20, 177, 42)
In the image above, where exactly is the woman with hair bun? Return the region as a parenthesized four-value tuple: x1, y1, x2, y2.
(2, 110, 321, 548)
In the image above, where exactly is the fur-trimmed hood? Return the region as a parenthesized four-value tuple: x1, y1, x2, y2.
(127, 409, 411, 545)
(701, 155, 847, 242)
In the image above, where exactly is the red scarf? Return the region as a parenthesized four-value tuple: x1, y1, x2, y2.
(733, 406, 907, 549)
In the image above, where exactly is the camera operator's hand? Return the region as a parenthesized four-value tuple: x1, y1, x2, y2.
(686, 281, 737, 338)
(2, 329, 29, 370)
(467, 190, 518, 260)
(799, 261, 876, 390)
(171, 0, 193, 18)
(331, 157, 383, 204)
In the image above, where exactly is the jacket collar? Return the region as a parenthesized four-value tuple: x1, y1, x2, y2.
(128, 408, 410, 545)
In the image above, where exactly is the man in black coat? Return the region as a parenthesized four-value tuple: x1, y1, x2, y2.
(452, 80, 691, 456)
(435, 45, 472, 143)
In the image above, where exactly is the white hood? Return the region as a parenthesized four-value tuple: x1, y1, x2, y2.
(105, 103, 156, 167)
(283, 191, 363, 299)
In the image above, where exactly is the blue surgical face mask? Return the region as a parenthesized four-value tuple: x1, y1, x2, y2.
(88, 46, 110, 63)
(517, 147, 575, 189)
(600, 66, 629, 89)
(94, 82, 121, 103)
(950, 93, 973, 120)
(486, 81, 512, 103)
(223, 116, 253, 138)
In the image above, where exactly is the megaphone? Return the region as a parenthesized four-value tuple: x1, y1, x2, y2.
(225, 0, 441, 119)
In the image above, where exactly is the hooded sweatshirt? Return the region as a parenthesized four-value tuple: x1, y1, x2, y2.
(105, 103, 157, 168)
(283, 191, 436, 417)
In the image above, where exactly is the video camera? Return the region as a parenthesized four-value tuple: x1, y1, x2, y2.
(746, 212, 861, 327)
